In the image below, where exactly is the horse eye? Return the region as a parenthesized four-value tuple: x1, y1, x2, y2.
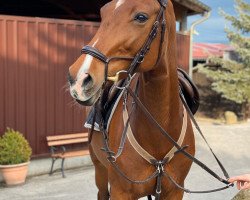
(134, 13, 149, 23)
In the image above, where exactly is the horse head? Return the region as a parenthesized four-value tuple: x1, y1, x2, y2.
(68, 0, 176, 106)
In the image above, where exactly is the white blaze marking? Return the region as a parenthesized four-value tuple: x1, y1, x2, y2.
(77, 39, 99, 79)
(92, 39, 99, 47)
(115, 0, 125, 9)
(77, 55, 93, 80)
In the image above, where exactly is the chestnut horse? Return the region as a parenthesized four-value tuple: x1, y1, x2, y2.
(68, 0, 195, 199)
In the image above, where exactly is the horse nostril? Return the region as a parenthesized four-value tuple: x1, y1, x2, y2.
(72, 90, 78, 99)
(67, 72, 75, 85)
(82, 74, 94, 90)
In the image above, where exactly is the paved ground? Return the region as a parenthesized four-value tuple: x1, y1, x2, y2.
(0, 121, 250, 200)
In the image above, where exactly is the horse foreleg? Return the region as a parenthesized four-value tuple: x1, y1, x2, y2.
(110, 188, 135, 200)
(95, 162, 110, 200)
(161, 189, 184, 200)
(89, 146, 109, 200)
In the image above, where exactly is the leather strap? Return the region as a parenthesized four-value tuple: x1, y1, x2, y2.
(81, 45, 108, 63)
(124, 105, 187, 164)
(126, 86, 232, 185)
(124, 107, 157, 164)
(128, 6, 166, 75)
(163, 107, 187, 161)
(157, 0, 168, 8)
(163, 171, 233, 194)
(179, 90, 230, 180)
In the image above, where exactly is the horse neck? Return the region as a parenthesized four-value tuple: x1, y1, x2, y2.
(130, 53, 183, 158)
(138, 59, 181, 131)
(136, 10, 182, 135)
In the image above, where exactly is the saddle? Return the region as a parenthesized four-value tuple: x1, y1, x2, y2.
(85, 68, 200, 132)
(177, 68, 200, 114)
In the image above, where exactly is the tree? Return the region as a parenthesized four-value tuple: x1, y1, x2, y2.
(198, 0, 250, 118)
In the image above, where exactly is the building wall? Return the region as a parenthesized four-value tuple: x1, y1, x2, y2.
(0, 15, 99, 156)
(176, 32, 190, 72)
(0, 15, 190, 156)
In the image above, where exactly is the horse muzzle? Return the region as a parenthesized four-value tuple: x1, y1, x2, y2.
(68, 72, 102, 106)
(70, 86, 102, 106)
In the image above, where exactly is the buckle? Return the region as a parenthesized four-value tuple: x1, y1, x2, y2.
(108, 155, 117, 163)
(137, 54, 145, 63)
(156, 188, 162, 194)
(115, 72, 134, 90)
(156, 161, 165, 173)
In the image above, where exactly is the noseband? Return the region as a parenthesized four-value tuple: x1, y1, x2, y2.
(81, 0, 167, 83)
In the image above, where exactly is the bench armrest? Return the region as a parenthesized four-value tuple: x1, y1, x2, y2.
(50, 146, 57, 154)
(61, 146, 66, 154)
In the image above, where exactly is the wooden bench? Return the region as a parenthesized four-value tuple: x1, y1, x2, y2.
(46, 132, 89, 177)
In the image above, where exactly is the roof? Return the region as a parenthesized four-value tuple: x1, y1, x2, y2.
(0, 0, 210, 21)
(174, 0, 211, 15)
(193, 43, 234, 60)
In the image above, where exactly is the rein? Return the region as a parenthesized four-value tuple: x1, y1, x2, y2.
(81, 0, 233, 198)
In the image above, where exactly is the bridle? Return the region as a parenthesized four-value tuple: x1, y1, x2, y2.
(81, 0, 167, 84)
(80, 0, 234, 199)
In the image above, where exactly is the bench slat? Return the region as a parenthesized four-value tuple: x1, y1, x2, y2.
(46, 133, 88, 141)
(51, 150, 89, 158)
(48, 138, 88, 146)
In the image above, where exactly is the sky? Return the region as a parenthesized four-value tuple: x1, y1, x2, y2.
(188, 0, 250, 44)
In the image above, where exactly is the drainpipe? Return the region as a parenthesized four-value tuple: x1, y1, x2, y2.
(189, 11, 211, 79)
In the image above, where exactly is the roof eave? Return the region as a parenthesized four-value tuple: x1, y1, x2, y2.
(174, 0, 211, 15)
